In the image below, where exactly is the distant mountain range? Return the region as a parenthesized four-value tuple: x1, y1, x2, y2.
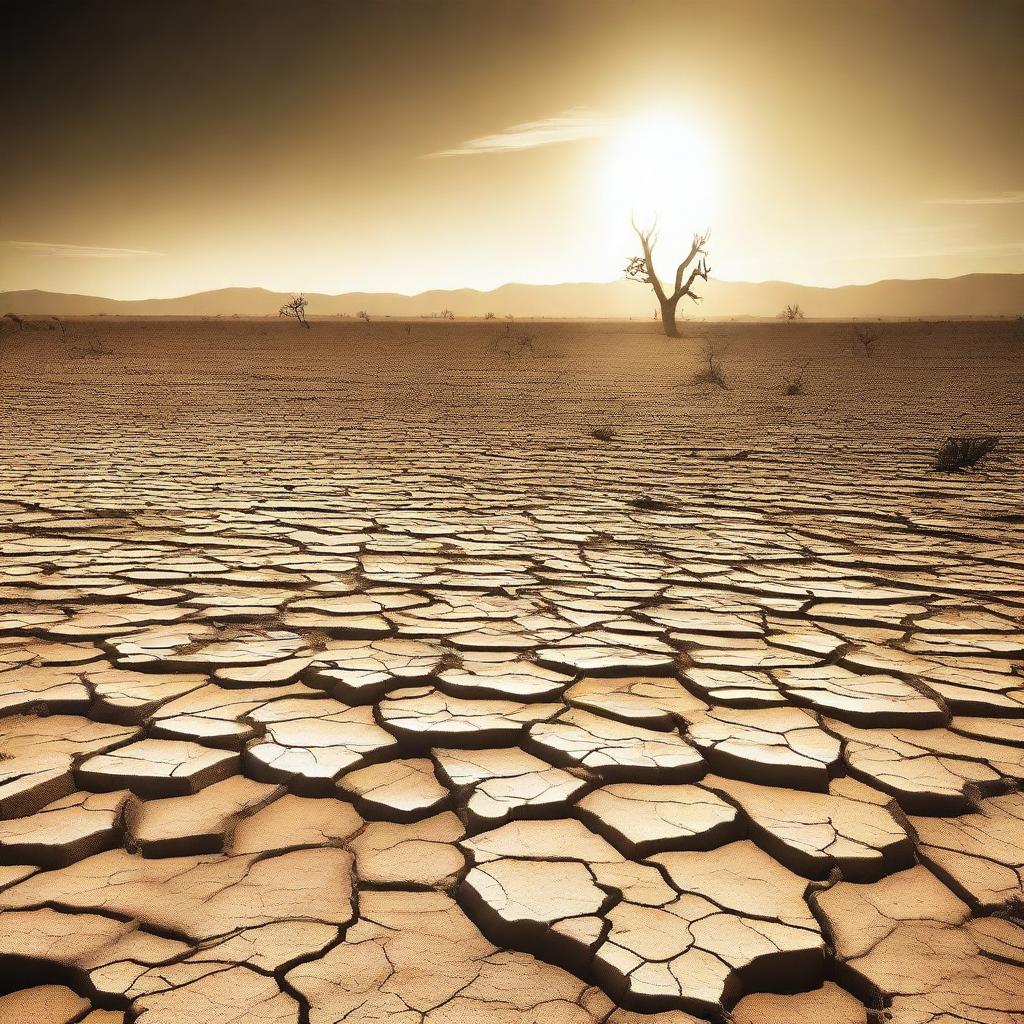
(2, 273, 1022, 319)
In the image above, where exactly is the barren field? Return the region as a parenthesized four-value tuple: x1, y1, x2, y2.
(0, 317, 1022, 1024)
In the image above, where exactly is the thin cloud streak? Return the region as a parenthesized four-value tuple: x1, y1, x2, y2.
(425, 107, 608, 158)
(928, 192, 1024, 206)
(830, 240, 1024, 262)
(1, 240, 165, 258)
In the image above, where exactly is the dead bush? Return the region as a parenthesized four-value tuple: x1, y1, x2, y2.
(279, 294, 310, 328)
(934, 435, 999, 472)
(68, 338, 113, 359)
(692, 340, 729, 390)
(631, 495, 675, 511)
(491, 323, 536, 362)
(784, 360, 810, 395)
(851, 324, 883, 357)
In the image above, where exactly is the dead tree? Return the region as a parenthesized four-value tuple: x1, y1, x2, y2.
(781, 303, 805, 321)
(625, 220, 710, 338)
(279, 294, 310, 328)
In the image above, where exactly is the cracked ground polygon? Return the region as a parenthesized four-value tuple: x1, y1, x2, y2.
(0, 318, 1021, 1023)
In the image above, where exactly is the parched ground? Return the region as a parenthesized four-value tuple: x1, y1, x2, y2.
(0, 316, 1022, 1024)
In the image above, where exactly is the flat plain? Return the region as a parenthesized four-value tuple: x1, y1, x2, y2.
(0, 316, 1022, 1024)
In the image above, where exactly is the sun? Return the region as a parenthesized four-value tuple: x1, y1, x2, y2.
(595, 110, 718, 276)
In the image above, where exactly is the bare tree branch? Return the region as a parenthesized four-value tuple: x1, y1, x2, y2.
(624, 218, 711, 336)
(279, 294, 310, 328)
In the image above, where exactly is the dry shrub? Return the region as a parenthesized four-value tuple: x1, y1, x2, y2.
(692, 340, 728, 390)
(590, 426, 616, 442)
(68, 339, 112, 359)
(934, 435, 998, 472)
(784, 360, 810, 396)
(491, 323, 536, 362)
(851, 324, 883, 357)
(631, 495, 675, 511)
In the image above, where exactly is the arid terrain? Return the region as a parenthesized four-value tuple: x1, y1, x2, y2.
(0, 317, 1022, 1024)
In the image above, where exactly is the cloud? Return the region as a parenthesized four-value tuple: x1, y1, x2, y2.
(425, 107, 608, 158)
(830, 240, 1024, 262)
(1, 240, 164, 258)
(927, 192, 1024, 206)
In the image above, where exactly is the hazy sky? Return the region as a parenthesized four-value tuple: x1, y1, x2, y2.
(2, 0, 1022, 298)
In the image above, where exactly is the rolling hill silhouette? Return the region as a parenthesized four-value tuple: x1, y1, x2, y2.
(2, 273, 1021, 319)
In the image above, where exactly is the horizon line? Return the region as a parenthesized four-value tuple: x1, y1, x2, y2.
(2, 268, 1020, 305)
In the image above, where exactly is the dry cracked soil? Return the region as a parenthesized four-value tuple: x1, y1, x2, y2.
(0, 316, 1021, 1024)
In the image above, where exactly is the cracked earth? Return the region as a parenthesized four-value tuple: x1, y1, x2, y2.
(0, 317, 1022, 1023)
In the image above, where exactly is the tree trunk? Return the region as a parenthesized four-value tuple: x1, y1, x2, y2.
(660, 298, 680, 338)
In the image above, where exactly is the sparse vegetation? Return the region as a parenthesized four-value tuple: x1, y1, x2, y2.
(780, 304, 805, 321)
(439, 309, 455, 320)
(624, 220, 711, 338)
(403, 323, 412, 335)
(279, 294, 310, 328)
(590, 426, 616, 442)
(2, 313, 61, 333)
(934, 435, 999, 472)
(485, 312, 496, 320)
(68, 336, 113, 359)
(851, 324, 883, 357)
(490, 323, 537, 362)
(357, 310, 371, 323)
(784, 360, 811, 395)
(692, 340, 729, 389)
(631, 495, 675, 511)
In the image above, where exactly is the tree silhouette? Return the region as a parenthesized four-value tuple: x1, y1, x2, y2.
(625, 220, 710, 338)
(279, 294, 310, 328)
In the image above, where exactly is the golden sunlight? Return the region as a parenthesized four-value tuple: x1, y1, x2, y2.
(595, 110, 719, 276)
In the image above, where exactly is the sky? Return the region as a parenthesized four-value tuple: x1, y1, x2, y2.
(1, 0, 1022, 299)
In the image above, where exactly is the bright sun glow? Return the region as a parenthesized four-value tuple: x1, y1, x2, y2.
(594, 110, 718, 280)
